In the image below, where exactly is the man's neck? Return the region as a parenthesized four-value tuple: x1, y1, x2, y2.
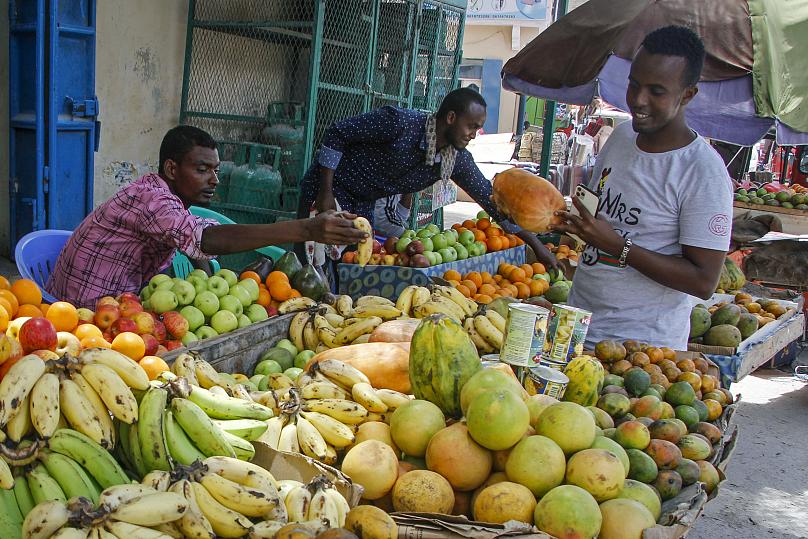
(435, 119, 449, 150)
(636, 119, 696, 153)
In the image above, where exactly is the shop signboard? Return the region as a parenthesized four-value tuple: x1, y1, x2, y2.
(466, 0, 549, 26)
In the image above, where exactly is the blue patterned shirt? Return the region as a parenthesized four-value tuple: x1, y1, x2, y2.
(300, 106, 520, 232)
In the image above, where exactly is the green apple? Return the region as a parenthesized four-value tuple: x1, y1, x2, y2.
(228, 284, 252, 308)
(295, 350, 316, 369)
(420, 236, 434, 252)
(207, 275, 230, 297)
(215, 269, 239, 287)
(283, 367, 303, 381)
(260, 348, 294, 371)
(426, 223, 441, 235)
(196, 325, 219, 340)
(186, 275, 208, 295)
(431, 233, 448, 250)
(254, 359, 283, 376)
(238, 314, 252, 329)
(477, 210, 489, 220)
(416, 227, 434, 239)
(219, 295, 244, 316)
(438, 247, 457, 263)
(246, 304, 269, 323)
(423, 251, 437, 265)
(150, 289, 179, 314)
(533, 272, 551, 282)
(446, 229, 459, 243)
(454, 243, 469, 260)
(473, 240, 487, 255)
(171, 280, 196, 306)
(193, 291, 220, 318)
(432, 252, 443, 265)
(458, 229, 475, 246)
(179, 305, 205, 331)
(275, 338, 299, 356)
(181, 331, 198, 346)
(238, 279, 260, 302)
(188, 269, 209, 281)
(249, 374, 265, 387)
(395, 236, 413, 254)
(140, 286, 153, 302)
(211, 310, 238, 334)
(149, 274, 173, 292)
(401, 229, 416, 240)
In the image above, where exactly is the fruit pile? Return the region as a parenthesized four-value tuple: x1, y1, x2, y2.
(543, 242, 581, 264)
(734, 183, 808, 210)
(689, 292, 791, 348)
(443, 262, 572, 306)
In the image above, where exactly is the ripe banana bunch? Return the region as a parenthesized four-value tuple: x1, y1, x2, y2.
(294, 308, 385, 351)
(466, 307, 506, 353)
(280, 475, 350, 529)
(409, 285, 478, 321)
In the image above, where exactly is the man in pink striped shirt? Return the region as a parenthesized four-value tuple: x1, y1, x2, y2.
(47, 126, 365, 308)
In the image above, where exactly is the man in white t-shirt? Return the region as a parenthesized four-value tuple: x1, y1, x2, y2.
(555, 26, 733, 350)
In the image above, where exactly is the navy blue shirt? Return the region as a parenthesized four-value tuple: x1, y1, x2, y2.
(300, 106, 519, 233)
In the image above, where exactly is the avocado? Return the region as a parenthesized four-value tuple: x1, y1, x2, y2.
(756, 188, 768, 197)
(781, 202, 794, 209)
(275, 251, 303, 280)
(775, 191, 792, 202)
(750, 197, 765, 205)
(291, 264, 328, 301)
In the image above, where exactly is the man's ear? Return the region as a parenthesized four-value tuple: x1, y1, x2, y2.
(163, 159, 177, 181)
(445, 111, 457, 125)
(681, 85, 698, 106)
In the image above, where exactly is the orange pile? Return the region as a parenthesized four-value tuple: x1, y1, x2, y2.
(545, 242, 580, 263)
(256, 270, 301, 308)
(444, 262, 550, 304)
(452, 218, 525, 253)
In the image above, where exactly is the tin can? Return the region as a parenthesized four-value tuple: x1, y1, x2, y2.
(538, 358, 567, 372)
(499, 304, 550, 368)
(524, 365, 569, 399)
(480, 354, 525, 384)
(541, 304, 592, 365)
(480, 354, 501, 369)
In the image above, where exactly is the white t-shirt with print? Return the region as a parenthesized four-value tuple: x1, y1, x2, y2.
(567, 122, 733, 350)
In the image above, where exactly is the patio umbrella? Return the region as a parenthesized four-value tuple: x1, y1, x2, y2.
(501, 0, 808, 146)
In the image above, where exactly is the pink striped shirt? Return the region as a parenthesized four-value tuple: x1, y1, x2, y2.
(47, 173, 216, 308)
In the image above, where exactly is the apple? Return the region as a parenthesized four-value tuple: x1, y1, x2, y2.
(94, 305, 121, 331)
(102, 331, 114, 343)
(238, 314, 252, 329)
(454, 243, 469, 260)
(295, 350, 316, 369)
(179, 306, 205, 332)
(196, 325, 219, 340)
(438, 247, 457, 263)
(207, 276, 230, 298)
(275, 339, 299, 356)
(423, 251, 437, 265)
(210, 310, 238, 334)
(76, 308, 95, 322)
(140, 286, 152, 302)
(142, 333, 160, 356)
(446, 229, 459, 244)
(477, 210, 489, 220)
(237, 279, 260, 302)
(96, 296, 120, 308)
(32, 350, 60, 361)
(189, 269, 209, 281)
(150, 289, 179, 314)
(416, 227, 434, 239)
(458, 229, 475, 246)
(405, 240, 424, 256)
(372, 239, 383, 254)
(283, 367, 303, 381)
(410, 254, 430, 268)
(395, 236, 413, 254)
(219, 295, 244, 316)
(425, 223, 440, 235)
(181, 331, 198, 346)
(55, 332, 82, 356)
(171, 280, 197, 306)
(473, 240, 487, 255)
(19, 317, 58, 353)
(148, 274, 173, 292)
(401, 229, 416, 240)
(119, 299, 144, 319)
(194, 291, 220, 318)
(382, 254, 396, 265)
(152, 320, 168, 342)
(117, 292, 140, 304)
(245, 304, 268, 323)
(0, 335, 23, 366)
(228, 285, 252, 308)
(162, 311, 190, 339)
(131, 311, 156, 335)
(164, 340, 183, 351)
(396, 253, 410, 267)
(266, 305, 279, 317)
(369, 254, 383, 265)
(215, 269, 238, 288)
(384, 237, 399, 254)
(420, 236, 434, 252)
(155, 345, 168, 357)
(110, 317, 139, 337)
(186, 275, 208, 296)
(431, 233, 448, 250)
(254, 359, 283, 376)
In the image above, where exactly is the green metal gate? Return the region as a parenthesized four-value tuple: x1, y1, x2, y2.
(179, 0, 467, 230)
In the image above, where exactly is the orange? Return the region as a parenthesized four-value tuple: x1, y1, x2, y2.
(444, 270, 462, 282)
(257, 288, 271, 307)
(520, 264, 534, 278)
(514, 282, 531, 299)
(528, 280, 545, 297)
(451, 223, 462, 231)
(480, 272, 494, 285)
(80, 335, 111, 349)
(0, 291, 19, 317)
(493, 275, 503, 284)
(288, 289, 302, 299)
(515, 236, 525, 246)
(456, 284, 472, 298)
(39, 304, 50, 316)
(476, 218, 491, 230)
(479, 284, 497, 296)
(557, 245, 571, 255)
(487, 237, 502, 251)
(531, 263, 547, 275)
(473, 229, 487, 242)
(448, 280, 461, 287)
(484, 227, 501, 239)
(462, 219, 477, 230)
(555, 252, 568, 260)
(509, 268, 527, 283)
(498, 263, 514, 276)
(266, 271, 289, 287)
(466, 272, 483, 289)
(499, 288, 514, 298)
(74, 324, 103, 340)
(239, 271, 262, 285)
(111, 332, 146, 361)
(46, 301, 79, 332)
(16, 304, 43, 318)
(0, 276, 10, 290)
(460, 280, 478, 295)
(139, 355, 171, 381)
(10, 279, 42, 307)
(490, 292, 502, 299)
(505, 284, 519, 296)
(506, 235, 519, 248)
(0, 306, 8, 332)
(475, 294, 493, 304)
(0, 299, 12, 319)
(269, 280, 293, 302)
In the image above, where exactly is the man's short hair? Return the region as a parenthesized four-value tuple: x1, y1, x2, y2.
(159, 125, 217, 174)
(641, 25, 705, 87)
(437, 88, 487, 119)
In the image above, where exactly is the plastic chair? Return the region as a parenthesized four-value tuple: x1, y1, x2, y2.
(14, 230, 73, 303)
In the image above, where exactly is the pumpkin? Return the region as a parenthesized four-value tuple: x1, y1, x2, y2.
(491, 167, 566, 233)
(306, 342, 411, 393)
(409, 314, 482, 418)
(369, 319, 421, 343)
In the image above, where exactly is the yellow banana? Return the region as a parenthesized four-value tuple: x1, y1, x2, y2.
(80, 363, 138, 424)
(302, 399, 368, 425)
(277, 422, 300, 453)
(474, 315, 504, 350)
(352, 304, 402, 320)
(289, 311, 309, 352)
(365, 411, 391, 423)
(6, 391, 33, 442)
(199, 472, 281, 518)
(170, 353, 199, 386)
(315, 342, 329, 354)
(29, 372, 61, 438)
(246, 520, 285, 539)
(302, 317, 320, 351)
(355, 296, 396, 308)
(276, 479, 305, 503)
(256, 416, 286, 450)
(334, 317, 383, 345)
(295, 415, 329, 461)
(465, 317, 495, 354)
(316, 359, 370, 387)
(375, 389, 412, 410)
(323, 443, 338, 466)
(141, 470, 172, 492)
(353, 217, 373, 266)
(51, 528, 91, 539)
(0, 354, 46, 426)
(21, 499, 70, 539)
(485, 308, 507, 333)
(323, 313, 346, 328)
(434, 285, 477, 317)
(395, 285, 419, 316)
(277, 297, 317, 314)
(109, 491, 188, 527)
(71, 372, 115, 446)
(307, 485, 340, 527)
(59, 379, 110, 448)
(194, 357, 236, 391)
(78, 347, 150, 390)
(313, 315, 339, 349)
(0, 457, 12, 489)
(105, 521, 176, 539)
(335, 295, 354, 317)
(202, 456, 278, 492)
(414, 297, 464, 320)
(169, 479, 215, 539)
(98, 484, 154, 511)
(411, 287, 432, 309)
(351, 383, 388, 413)
(299, 411, 356, 448)
(325, 487, 350, 527)
(284, 484, 312, 522)
(300, 381, 350, 400)
(190, 481, 252, 538)
(351, 334, 371, 345)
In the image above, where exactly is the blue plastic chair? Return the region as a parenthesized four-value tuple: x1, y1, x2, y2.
(14, 230, 72, 303)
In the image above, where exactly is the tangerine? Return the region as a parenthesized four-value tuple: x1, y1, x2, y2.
(528, 280, 545, 297)
(488, 237, 503, 251)
(74, 324, 103, 340)
(11, 279, 42, 307)
(0, 291, 19, 317)
(456, 284, 472, 298)
(266, 271, 289, 286)
(0, 276, 9, 290)
(480, 272, 494, 284)
(0, 299, 13, 318)
(111, 332, 146, 361)
(16, 304, 43, 318)
(479, 284, 497, 296)
(520, 264, 534, 278)
(444, 270, 462, 282)
(473, 229, 487, 242)
(460, 280, 478, 295)
(239, 271, 262, 285)
(509, 268, 527, 283)
(514, 282, 531, 299)
(462, 219, 477, 230)
(269, 281, 293, 301)
(139, 355, 171, 381)
(477, 218, 491, 230)
(39, 304, 50, 316)
(80, 335, 111, 349)
(466, 272, 483, 288)
(532, 263, 546, 275)
(476, 294, 493, 304)
(257, 288, 271, 307)
(288, 289, 302, 298)
(0, 307, 7, 332)
(46, 301, 79, 332)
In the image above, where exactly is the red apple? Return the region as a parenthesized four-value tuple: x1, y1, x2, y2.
(110, 317, 139, 337)
(152, 321, 168, 342)
(117, 292, 140, 304)
(396, 253, 410, 267)
(162, 311, 189, 339)
(131, 312, 156, 335)
(31, 349, 60, 361)
(410, 254, 430, 268)
(372, 239, 383, 254)
(155, 345, 168, 357)
(18, 318, 58, 353)
(55, 332, 82, 356)
(103, 331, 114, 343)
(384, 236, 399, 254)
(76, 308, 95, 322)
(142, 334, 160, 356)
(119, 299, 144, 319)
(94, 304, 121, 330)
(148, 312, 161, 324)
(164, 340, 183, 351)
(266, 305, 279, 317)
(96, 296, 120, 308)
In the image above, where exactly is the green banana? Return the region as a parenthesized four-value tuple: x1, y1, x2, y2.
(212, 418, 268, 441)
(221, 430, 256, 461)
(47, 428, 129, 489)
(39, 449, 101, 504)
(26, 463, 66, 504)
(0, 487, 23, 539)
(187, 385, 273, 420)
(171, 398, 235, 458)
(114, 420, 133, 473)
(12, 470, 35, 517)
(137, 387, 172, 472)
(164, 409, 206, 466)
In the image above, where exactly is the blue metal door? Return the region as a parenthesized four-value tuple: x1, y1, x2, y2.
(8, 0, 98, 253)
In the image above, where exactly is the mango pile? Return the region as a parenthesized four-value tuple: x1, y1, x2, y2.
(689, 292, 791, 348)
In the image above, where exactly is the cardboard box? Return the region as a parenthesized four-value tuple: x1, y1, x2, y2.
(338, 246, 526, 300)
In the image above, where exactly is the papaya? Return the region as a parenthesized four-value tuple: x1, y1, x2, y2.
(711, 304, 742, 326)
(291, 264, 328, 301)
(689, 307, 711, 339)
(562, 355, 604, 407)
(491, 168, 566, 233)
(703, 325, 742, 348)
(275, 251, 303, 280)
(723, 257, 746, 290)
(736, 313, 759, 340)
(409, 314, 482, 418)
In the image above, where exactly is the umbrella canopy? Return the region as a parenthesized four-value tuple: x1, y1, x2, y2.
(501, 0, 808, 146)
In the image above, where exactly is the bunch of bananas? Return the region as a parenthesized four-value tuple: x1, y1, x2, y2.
(464, 307, 507, 355)
(396, 284, 478, 321)
(258, 359, 411, 465)
(0, 348, 150, 450)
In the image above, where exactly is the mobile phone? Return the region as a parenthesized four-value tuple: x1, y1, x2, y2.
(567, 185, 600, 244)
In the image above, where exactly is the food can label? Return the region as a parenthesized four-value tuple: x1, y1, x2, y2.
(524, 366, 569, 399)
(541, 304, 592, 364)
(500, 304, 549, 367)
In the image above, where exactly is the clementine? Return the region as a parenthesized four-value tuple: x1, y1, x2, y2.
(0, 276, 10, 290)
(466, 272, 483, 289)
(80, 335, 111, 349)
(444, 270, 462, 282)
(239, 271, 262, 285)
(269, 281, 293, 302)
(46, 301, 79, 332)
(16, 304, 43, 318)
(289, 289, 302, 299)
(10, 279, 42, 307)
(139, 355, 170, 381)
(266, 271, 289, 286)
(74, 324, 104, 340)
(257, 288, 271, 307)
(475, 294, 493, 304)
(476, 218, 491, 230)
(111, 332, 146, 361)
(0, 291, 19, 317)
(0, 307, 8, 332)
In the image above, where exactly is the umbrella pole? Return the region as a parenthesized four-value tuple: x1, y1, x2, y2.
(539, 0, 569, 179)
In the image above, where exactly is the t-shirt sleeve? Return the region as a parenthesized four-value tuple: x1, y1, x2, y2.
(139, 195, 216, 260)
(678, 167, 733, 251)
(452, 153, 523, 234)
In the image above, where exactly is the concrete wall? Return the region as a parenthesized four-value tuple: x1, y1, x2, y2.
(0, 8, 9, 256)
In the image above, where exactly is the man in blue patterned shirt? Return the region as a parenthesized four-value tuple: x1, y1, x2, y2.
(299, 88, 556, 266)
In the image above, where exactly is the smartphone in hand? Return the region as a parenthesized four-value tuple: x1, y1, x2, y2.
(567, 185, 599, 244)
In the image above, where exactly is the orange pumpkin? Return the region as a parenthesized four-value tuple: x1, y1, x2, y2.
(491, 168, 566, 233)
(306, 342, 412, 393)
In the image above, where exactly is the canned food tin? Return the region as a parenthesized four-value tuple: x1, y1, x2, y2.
(524, 365, 569, 399)
(499, 303, 550, 368)
(541, 304, 592, 365)
(538, 359, 567, 372)
(480, 354, 524, 383)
